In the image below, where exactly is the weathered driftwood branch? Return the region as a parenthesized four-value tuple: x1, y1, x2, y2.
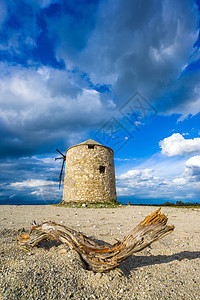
(18, 208, 174, 272)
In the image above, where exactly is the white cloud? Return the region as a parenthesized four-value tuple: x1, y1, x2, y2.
(184, 155, 200, 181)
(159, 133, 200, 156)
(117, 168, 160, 195)
(116, 153, 200, 200)
(11, 179, 57, 188)
(118, 168, 153, 180)
(185, 155, 200, 169)
(9, 175, 62, 202)
(172, 178, 187, 185)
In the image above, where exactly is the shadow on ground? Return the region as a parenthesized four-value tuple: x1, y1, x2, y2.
(119, 251, 200, 276)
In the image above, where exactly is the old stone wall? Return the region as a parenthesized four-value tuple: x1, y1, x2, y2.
(62, 145, 116, 203)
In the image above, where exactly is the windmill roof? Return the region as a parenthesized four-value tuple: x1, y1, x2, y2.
(78, 139, 102, 146)
(66, 139, 113, 153)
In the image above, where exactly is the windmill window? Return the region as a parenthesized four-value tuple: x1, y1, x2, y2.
(88, 145, 94, 149)
(99, 166, 105, 173)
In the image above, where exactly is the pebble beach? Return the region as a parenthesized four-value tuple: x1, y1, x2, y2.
(0, 205, 199, 299)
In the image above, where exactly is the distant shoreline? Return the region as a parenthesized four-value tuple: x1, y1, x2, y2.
(1, 195, 199, 206)
(0, 201, 199, 208)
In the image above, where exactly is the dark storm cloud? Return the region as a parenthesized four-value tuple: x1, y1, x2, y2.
(0, 0, 100, 66)
(49, 0, 200, 114)
(0, 1, 40, 57)
(0, 155, 62, 204)
(1, 0, 199, 116)
(159, 69, 200, 118)
(0, 63, 111, 158)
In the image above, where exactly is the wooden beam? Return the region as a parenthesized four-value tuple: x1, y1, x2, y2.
(18, 208, 174, 273)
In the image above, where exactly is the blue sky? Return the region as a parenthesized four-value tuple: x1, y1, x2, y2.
(0, 0, 200, 204)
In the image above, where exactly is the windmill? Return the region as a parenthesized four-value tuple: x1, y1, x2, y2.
(55, 149, 66, 189)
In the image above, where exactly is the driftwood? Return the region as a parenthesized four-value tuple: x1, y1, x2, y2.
(18, 208, 174, 272)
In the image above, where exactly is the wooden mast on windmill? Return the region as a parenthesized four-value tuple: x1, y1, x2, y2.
(55, 149, 66, 189)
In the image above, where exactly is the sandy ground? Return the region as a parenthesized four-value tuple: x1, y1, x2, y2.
(0, 205, 199, 299)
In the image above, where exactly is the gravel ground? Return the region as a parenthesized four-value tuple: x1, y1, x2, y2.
(0, 205, 199, 300)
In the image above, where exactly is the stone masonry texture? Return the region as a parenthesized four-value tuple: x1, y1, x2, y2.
(62, 141, 116, 203)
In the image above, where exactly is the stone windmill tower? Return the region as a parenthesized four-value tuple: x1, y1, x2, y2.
(56, 139, 116, 203)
